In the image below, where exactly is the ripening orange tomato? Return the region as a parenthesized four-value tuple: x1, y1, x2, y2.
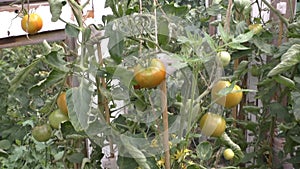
(134, 59, 166, 88)
(57, 92, 68, 115)
(21, 13, 43, 34)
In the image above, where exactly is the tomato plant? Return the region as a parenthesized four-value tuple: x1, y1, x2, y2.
(134, 58, 166, 88)
(211, 81, 243, 108)
(21, 13, 43, 34)
(48, 109, 69, 129)
(199, 112, 226, 137)
(3, 0, 300, 168)
(32, 124, 52, 142)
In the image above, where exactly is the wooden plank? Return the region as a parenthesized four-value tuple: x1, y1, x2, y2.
(0, 0, 48, 6)
(0, 2, 49, 12)
(0, 29, 66, 48)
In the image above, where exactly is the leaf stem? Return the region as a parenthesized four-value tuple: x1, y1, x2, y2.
(261, 0, 289, 26)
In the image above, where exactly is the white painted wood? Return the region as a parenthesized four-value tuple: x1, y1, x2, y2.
(0, 0, 112, 38)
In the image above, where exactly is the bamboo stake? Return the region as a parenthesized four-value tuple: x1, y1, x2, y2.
(161, 80, 170, 169)
(269, 3, 285, 167)
(224, 0, 233, 33)
(153, 0, 170, 168)
(97, 42, 114, 158)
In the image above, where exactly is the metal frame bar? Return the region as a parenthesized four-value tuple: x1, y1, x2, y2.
(0, 29, 66, 48)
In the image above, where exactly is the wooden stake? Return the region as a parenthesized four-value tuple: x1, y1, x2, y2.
(224, 0, 233, 33)
(153, 0, 170, 168)
(161, 80, 170, 169)
(97, 42, 114, 158)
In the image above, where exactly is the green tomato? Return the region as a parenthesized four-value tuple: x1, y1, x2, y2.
(32, 124, 52, 142)
(49, 109, 69, 129)
(249, 24, 263, 34)
(223, 148, 235, 160)
(217, 51, 231, 67)
(199, 112, 226, 137)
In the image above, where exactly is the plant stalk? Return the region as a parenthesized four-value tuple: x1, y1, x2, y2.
(261, 0, 289, 26)
(96, 42, 114, 158)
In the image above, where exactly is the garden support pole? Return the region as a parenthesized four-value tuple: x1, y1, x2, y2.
(153, 0, 170, 168)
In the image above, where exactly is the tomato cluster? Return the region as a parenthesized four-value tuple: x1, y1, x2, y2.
(32, 92, 69, 142)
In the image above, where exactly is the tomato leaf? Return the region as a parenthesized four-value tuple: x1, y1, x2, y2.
(82, 27, 92, 43)
(117, 156, 139, 169)
(218, 24, 230, 43)
(0, 140, 11, 150)
(232, 31, 253, 44)
(217, 83, 235, 96)
(53, 151, 64, 161)
(273, 75, 295, 88)
(158, 17, 170, 46)
(268, 44, 300, 76)
(44, 51, 69, 72)
(9, 58, 42, 92)
(196, 141, 213, 161)
(204, 32, 217, 51)
(65, 23, 80, 37)
(106, 30, 124, 64)
(66, 80, 93, 131)
(67, 0, 83, 27)
(232, 60, 249, 81)
(48, 0, 66, 22)
(60, 121, 86, 139)
(161, 3, 189, 16)
(275, 39, 300, 58)
(207, 4, 225, 16)
(291, 91, 300, 121)
(120, 135, 150, 169)
(29, 69, 66, 95)
(269, 102, 290, 121)
(289, 136, 300, 144)
(67, 152, 85, 163)
(252, 37, 274, 54)
(228, 42, 249, 50)
(187, 165, 201, 169)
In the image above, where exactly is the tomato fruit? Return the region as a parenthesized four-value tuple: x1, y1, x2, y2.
(249, 24, 263, 34)
(57, 92, 68, 115)
(32, 124, 52, 142)
(49, 109, 69, 129)
(21, 13, 43, 34)
(223, 148, 235, 160)
(211, 81, 243, 108)
(199, 112, 226, 137)
(134, 59, 166, 88)
(217, 51, 231, 67)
